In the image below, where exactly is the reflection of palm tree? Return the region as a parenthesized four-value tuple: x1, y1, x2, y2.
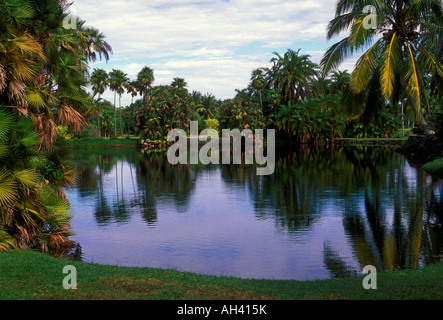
(323, 242, 359, 278)
(96, 155, 112, 226)
(333, 156, 443, 277)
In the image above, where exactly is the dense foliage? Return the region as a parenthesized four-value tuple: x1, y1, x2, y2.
(0, 0, 111, 251)
(1, 0, 442, 253)
(136, 85, 197, 148)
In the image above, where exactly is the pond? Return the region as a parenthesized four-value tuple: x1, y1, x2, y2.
(64, 145, 443, 280)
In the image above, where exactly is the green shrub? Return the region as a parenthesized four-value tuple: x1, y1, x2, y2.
(57, 126, 72, 140)
(205, 118, 220, 133)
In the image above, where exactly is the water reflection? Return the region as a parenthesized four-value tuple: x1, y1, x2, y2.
(65, 146, 443, 280)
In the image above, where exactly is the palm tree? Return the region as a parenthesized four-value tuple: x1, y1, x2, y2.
(0, 0, 112, 149)
(171, 77, 187, 89)
(124, 81, 138, 105)
(90, 69, 109, 138)
(0, 1, 44, 110)
(116, 78, 128, 137)
(269, 49, 319, 106)
(78, 23, 113, 63)
(250, 68, 267, 108)
(109, 69, 128, 137)
(321, 0, 442, 132)
(0, 109, 72, 252)
(330, 70, 350, 94)
(0, 0, 112, 253)
(137, 66, 155, 101)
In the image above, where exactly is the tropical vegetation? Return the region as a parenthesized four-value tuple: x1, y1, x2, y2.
(1, 0, 442, 294)
(0, 0, 112, 251)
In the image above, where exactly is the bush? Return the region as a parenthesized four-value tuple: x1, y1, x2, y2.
(57, 126, 72, 140)
(189, 111, 207, 132)
(205, 118, 220, 133)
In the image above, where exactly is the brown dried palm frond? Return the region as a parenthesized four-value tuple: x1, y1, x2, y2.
(13, 224, 35, 250)
(55, 188, 69, 202)
(0, 64, 6, 93)
(1, 206, 15, 228)
(58, 104, 87, 132)
(32, 113, 58, 151)
(7, 78, 27, 108)
(32, 71, 46, 88)
(49, 230, 73, 248)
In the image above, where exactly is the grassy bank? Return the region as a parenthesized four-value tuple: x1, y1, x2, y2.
(0, 250, 442, 300)
(423, 158, 443, 179)
(65, 137, 138, 149)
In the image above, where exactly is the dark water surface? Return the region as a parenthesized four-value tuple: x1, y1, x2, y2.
(65, 146, 443, 280)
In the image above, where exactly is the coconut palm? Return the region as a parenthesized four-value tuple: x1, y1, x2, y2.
(269, 49, 320, 106)
(330, 70, 351, 94)
(90, 69, 109, 138)
(321, 0, 443, 132)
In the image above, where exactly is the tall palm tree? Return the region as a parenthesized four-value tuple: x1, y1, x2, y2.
(171, 77, 187, 89)
(137, 66, 155, 101)
(250, 68, 267, 108)
(330, 70, 351, 94)
(269, 49, 320, 106)
(124, 81, 138, 105)
(321, 0, 442, 132)
(108, 69, 128, 137)
(90, 69, 109, 138)
(77, 23, 113, 63)
(117, 78, 129, 137)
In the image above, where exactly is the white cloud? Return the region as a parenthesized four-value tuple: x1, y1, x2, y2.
(74, 0, 354, 101)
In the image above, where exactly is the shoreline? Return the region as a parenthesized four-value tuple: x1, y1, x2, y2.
(0, 249, 442, 300)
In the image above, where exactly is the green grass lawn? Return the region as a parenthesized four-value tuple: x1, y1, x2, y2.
(0, 250, 441, 300)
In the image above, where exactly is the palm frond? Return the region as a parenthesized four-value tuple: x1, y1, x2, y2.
(349, 39, 382, 94)
(321, 37, 354, 76)
(13, 169, 39, 189)
(380, 32, 401, 98)
(404, 42, 422, 109)
(57, 104, 87, 132)
(0, 169, 17, 206)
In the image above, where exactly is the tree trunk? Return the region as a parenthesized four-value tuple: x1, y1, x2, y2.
(119, 94, 123, 138)
(114, 92, 117, 138)
(98, 94, 102, 139)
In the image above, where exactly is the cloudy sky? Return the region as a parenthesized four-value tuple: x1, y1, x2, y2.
(72, 0, 357, 105)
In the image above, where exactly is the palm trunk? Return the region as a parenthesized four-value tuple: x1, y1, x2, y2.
(119, 94, 123, 138)
(114, 92, 117, 138)
(98, 94, 102, 139)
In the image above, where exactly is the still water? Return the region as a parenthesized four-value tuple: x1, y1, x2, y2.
(65, 146, 443, 280)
